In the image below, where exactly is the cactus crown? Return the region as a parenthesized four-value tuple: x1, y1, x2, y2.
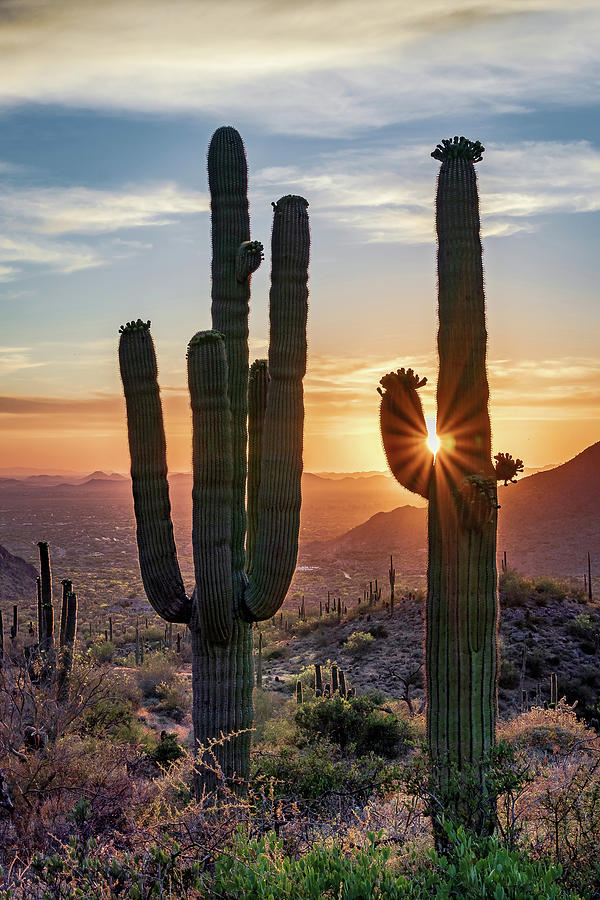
(272, 195, 310, 211)
(249, 358, 268, 380)
(431, 136, 485, 163)
(119, 319, 151, 335)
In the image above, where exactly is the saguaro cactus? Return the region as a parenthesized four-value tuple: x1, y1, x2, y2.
(378, 137, 522, 836)
(119, 126, 309, 792)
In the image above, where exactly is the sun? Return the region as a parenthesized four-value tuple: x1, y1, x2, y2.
(425, 417, 440, 456)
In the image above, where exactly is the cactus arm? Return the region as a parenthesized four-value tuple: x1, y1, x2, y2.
(187, 330, 234, 644)
(378, 368, 433, 499)
(244, 195, 309, 621)
(118, 321, 191, 624)
(208, 127, 262, 595)
(247, 359, 269, 577)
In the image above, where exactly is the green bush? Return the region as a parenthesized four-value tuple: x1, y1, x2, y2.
(264, 645, 288, 660)
(88, 640, 116, 663)
(137, 654, 177, 698)
(213, 826, 574, 899)
(568, 613, 599, 641)
(295, 695, 411, 758)
(254, 740, 400, 803)
(155, 675, 191, 721)
(499, 568, 532, 608)
(499, 657, 520, 689)
(343, 630, 374, 654)
(147, 731, 185, 767)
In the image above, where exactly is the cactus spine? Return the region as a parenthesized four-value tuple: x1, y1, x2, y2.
(119, 126, 309, 793)
(378, 137, 523, 837)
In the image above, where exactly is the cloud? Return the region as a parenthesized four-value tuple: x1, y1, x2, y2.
(0, 183, 208, 236)
(0, 346, 46, 375)
(253, 140, 600, 244)
(0, 234, 103, 275)
(0, 182, 207, 278)
(0, 1, 597, 135)
(300, 352, 600, 442)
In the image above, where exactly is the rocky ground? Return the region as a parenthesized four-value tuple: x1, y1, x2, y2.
(258, 587, 600, 721)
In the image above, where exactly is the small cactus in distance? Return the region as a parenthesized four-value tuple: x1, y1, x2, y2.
(314, 663, 323, 697)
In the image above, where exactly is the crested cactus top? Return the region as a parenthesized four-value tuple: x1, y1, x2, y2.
(249, 358, 268, 380)
(431, 137, 485, 163)
(119, 319, 151, 335)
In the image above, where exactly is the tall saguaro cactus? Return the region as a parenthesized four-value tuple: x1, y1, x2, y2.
(119, 126, 309, 792)
(378, 137, 522, 836)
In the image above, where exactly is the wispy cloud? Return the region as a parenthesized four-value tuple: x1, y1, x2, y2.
(0, 183, 208, 236)
(302, 352, 600, 437)
(0, 1, 597, 135)
(0, 346, 46, 375)
(254, 140, 600, 244)
(0, 234, 103, 275)
(0, 182, 207, 278)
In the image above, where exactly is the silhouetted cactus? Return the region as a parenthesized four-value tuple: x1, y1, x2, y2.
(378, 136, 523, 838)
(296, 680, 303, 704)
(119, 126, 309, 793)
(331, 663, 339, 694)
(57, 589, 77, 704)
(338, 669, 347, 699)
(37, 542, 55, 656)
(10, 605, 17, 640)
(314, 663, 323, 697)
(59, 579, 72, 648)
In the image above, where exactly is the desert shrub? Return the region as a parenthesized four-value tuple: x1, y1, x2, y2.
(137, 654, 177, 698)
(213, 826, 572, 900)
(499, 700, 596, 756)
(533, 576, 566, 603)
(343, 630, 374, 654)
(147, 731, 185, 767)
(499, 568, 532, 608)
(295, 695, 412, 758)
(156, 675, 191, 721)
(526, 647, 547, 679)
(88, 639, 116, 663)
(256, 739, 400, 804)
(7, 811, 204, 898)
(568, 612, 599, 642)
(264, 645, 288, 660)
(368, 624, 389, 639)
(499, 657, 521, 689)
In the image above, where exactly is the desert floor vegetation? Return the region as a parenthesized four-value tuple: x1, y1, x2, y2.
(0, 608, 598, 897)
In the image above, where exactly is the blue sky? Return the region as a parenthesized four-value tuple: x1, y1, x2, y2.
(1, 0, 599, 473)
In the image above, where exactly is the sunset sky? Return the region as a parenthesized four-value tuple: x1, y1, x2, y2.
(1, 0, 599, 475)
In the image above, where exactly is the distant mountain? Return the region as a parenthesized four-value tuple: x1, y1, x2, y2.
(304, 442, 600, 577)
(0, 543, 37, 605)
(86, 471, 127, 481)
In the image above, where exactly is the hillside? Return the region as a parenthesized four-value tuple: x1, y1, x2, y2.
(0, 543, 38, 605)
(303, 442, 600, 577)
